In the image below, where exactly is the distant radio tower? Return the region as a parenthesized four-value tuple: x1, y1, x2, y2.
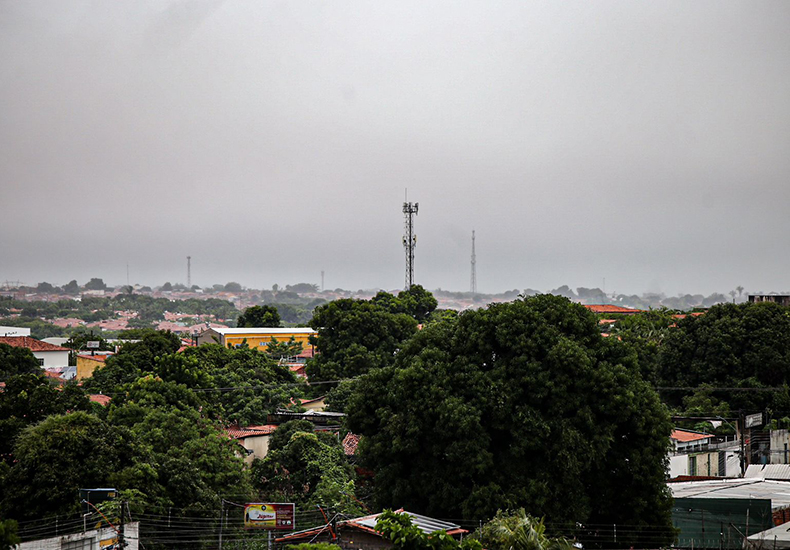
(321, 270, 325, 291)
(402, 199, 419, 290)
(187, 256, 192, 288)
(470, 230, 477, 294)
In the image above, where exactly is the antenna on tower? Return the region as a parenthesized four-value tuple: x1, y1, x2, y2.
(470, 230, 477, 295)
(402, 198, 419, 290)
(187, 256, 192, 288)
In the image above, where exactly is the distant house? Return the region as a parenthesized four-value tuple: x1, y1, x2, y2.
(0, 326, 31, 337)
(0, 336, 70, 368)
(197, 327, 317, 356)
(583, 304, 642, 315)
(276, 510, 467, 548)
(225, 424, 279, 464)
(671, 429, 714, 453)
(76, 354, 112, 380)
(299, 396, 327, 412)
(749, 294, 790, 306)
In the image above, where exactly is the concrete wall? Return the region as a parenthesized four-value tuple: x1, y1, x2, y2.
(33, 350, 70, 368)
(18, 522, 138, 550)
(0, 326, 30, 337)
(242, 434, 271, 464)
(771, 430, 790, 464)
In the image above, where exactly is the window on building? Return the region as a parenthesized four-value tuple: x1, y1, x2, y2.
(37, 358, 44, 366)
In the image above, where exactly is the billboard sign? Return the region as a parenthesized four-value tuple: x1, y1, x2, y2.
(244, 503, 295, 530)
(87, 341, 100, 349)
(745, 412, 764, 429)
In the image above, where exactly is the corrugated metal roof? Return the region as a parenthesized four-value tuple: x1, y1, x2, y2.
(669, 478, 790, 510)
(353, 512, 462, 535)
(745, 464, 790, 480)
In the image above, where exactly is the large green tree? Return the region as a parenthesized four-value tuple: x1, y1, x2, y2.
(347, 295, 673, 544)
(0, 411, 134, 519)
(0, 344, 41, 379)
(659, 301, 790, 410)
(250, 420, 361, 515)
(0, 374, 91, 463)
(237, 305, 282, 328)
(307, 298, 418, 381)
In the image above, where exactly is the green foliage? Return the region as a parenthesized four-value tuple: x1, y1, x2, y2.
(182, 344, 303, 424)
(264, 336, 303, 359)
(251, 422, 361, 515)
(85, 278, 107, 290)
(324, 379, 357, 413)
(375, 510, 482, 550)
(307, 297, 419, 381)
(478, 510, 574, 550)
(0, 519, 20, 550)
(659, 302, 790, 410)
(238, 305, 282, 328)
(0, 411, 134, 519)
(0, 374, 91, 464)
(0, 344, 40, 379)
(347, 295, 673, 542)
(397, 285, 438, 322)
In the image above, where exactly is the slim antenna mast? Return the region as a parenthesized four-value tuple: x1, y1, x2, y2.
(402, 199, 419, 290)
(187, 256, 191, 288)
(470, 230, 477, 294)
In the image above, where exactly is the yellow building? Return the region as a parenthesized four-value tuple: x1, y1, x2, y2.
(76, 354, 110, 380)
(197, 327, 317, 356)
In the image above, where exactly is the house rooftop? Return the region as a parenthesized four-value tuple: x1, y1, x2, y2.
(584, 304, 642, 314)
(0, 336, 68, 352)
(225, 424, 279, 440)
(202, 327, 316, 335)
(671, 429, 714, 443)
(669, 478, 790, 510)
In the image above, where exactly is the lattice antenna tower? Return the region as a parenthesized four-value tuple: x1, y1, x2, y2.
(187, 256, 191, 288)
(470, 230, 477, 294)
(402, 199, 419, 290)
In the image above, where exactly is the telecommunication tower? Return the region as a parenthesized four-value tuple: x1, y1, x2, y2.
(470, 230, 477, 294)
(187, 256, 191, 288)
(321, 270, 325, 292)
(402, 201, 419, 290)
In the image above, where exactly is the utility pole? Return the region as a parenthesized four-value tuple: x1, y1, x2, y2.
(470, 230, 477, 294)
(119, 500, 126, 548)
(402, 198, 419, 290)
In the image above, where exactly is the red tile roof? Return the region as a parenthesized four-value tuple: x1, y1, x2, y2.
(89, 394, 112, 406)
(584, 305, 642, 314)
(671, 429, 713, 443)
(0, 336, 68, 352)
(343, 433, 360, 456)
(77, 354, 108, 363)
(225, 424, 278, 440)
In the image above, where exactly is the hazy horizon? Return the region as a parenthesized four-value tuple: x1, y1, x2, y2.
(3, 2, 789, 297)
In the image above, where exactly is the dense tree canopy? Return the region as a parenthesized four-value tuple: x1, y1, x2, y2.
(347, 295, 673, 543)
(306, 295, 421, 381)
(0, 374, 91, 464)
(237, 305, 282, 328)
(251, 420, 361, 515)
(0, 344, 41, 380)
(659, 302, 790, 410)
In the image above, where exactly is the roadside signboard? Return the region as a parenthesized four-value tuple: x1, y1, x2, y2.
(244, 503, 295, 530)
(87, 341, 100, 349)
(745, 412, 764, 429)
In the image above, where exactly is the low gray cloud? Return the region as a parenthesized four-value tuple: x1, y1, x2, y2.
(2, 1, 789, 295)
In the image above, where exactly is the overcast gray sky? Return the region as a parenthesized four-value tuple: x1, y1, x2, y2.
(1, 1, 789, 296)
